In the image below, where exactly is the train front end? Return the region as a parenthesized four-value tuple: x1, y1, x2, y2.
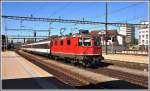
(77, 35, 104, 66)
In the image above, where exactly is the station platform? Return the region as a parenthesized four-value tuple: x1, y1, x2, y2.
(103, 54, 148, 64)
(2, 51, 72, 89)
(2, 51, 147, 89)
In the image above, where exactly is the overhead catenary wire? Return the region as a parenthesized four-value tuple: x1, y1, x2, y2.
(108, 2, 142, 14)
(94, 2, 143, 20)
(125, 16, 148, 22)
(110, 15, 148, 24)
(49, 2, 98, 19)
(31, 2, 48, 16)
(86, 15, 148, 30)
(49, 2, 72, 18)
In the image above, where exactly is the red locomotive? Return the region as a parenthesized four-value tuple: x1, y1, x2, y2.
(22, 30, 104, 67)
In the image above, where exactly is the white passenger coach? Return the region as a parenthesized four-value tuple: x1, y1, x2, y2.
(21, 41, 51, 55)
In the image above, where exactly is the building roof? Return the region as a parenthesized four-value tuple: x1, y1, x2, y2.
(90, 30, 118, 36)
(90, 30, 100, 35)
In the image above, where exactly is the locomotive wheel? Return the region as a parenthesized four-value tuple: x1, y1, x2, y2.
(54, 56, 59, 60)
(50, 55, 54, 60)
(85, 62, 91, 68)
(67, 58, 72, 63)
(48, 54, 52, 59)
(73, 59, 77, 66)
(81, 60, 90, 68)
(64, 58, 70, 63)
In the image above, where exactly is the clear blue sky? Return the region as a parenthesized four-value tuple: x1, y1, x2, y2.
(2, 2, 148, 38)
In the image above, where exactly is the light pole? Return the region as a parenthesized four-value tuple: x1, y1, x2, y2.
(105, 2, 108, 55)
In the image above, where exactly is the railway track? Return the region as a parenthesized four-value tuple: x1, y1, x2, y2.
(57, 58, 148, 88)
(87, 68, 148, 88)
(102, 59, 148, 71)
(55, 58, 148, 88)
(16, 50, 148, 89)
(16, 50, 107, 89)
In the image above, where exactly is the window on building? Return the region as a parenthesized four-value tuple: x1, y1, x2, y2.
(139, 35, 141, 39)
(146, 34, 148, 39)
(139, 41, 141, 44)
(107, 36, 111, 40)
(146, 40, 148, 44)
(142, 40, 144, 44)
(142, 35, 144, 38)
(67, 39, 71, 45)
(112, 37, 116, 42)
(60, 40, 63, 46)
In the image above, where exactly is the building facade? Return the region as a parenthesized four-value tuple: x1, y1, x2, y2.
(90, 30, 125, 45)
(90, 30, 126, 52)
(138, 21, 149, 50)
(118, 24, 135, 44)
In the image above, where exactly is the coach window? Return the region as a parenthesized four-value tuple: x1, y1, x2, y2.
(60, 40, 63, 46)
(67, 39, 71, 45)
(44, 44, 48, 49)
(37, 44, 40, 48)
(40, 44, 42, 49)
(33, 45, 36, 48)
(41, 44, 44, 49)
(41, 44, 45, 49)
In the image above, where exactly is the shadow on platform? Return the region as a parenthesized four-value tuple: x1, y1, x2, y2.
(77, 80, 147, 89)
(2, 77, 73, 89)
(89, 62, 113, 69)
(2, 73, 147, 89)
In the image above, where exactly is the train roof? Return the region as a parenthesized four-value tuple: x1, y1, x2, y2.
(22, 33, 94, 46)
(22, 40, 50, 46)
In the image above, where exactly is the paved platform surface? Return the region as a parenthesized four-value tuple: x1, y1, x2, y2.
(39, 58, 147, 89)
(2, 51, 72, 89)
(103, 54, 148, 64)
(2, 51, 147, 89)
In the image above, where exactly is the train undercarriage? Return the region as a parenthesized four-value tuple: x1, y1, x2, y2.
(50, 52, 104, 67)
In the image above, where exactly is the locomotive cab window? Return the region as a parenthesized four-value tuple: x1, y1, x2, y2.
(83, 38, 91, 46)
(78, 38, 83, 46)
(78, 38, 91, 46)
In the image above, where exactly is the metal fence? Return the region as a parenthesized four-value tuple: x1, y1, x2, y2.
(102, 46, 148, 56)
